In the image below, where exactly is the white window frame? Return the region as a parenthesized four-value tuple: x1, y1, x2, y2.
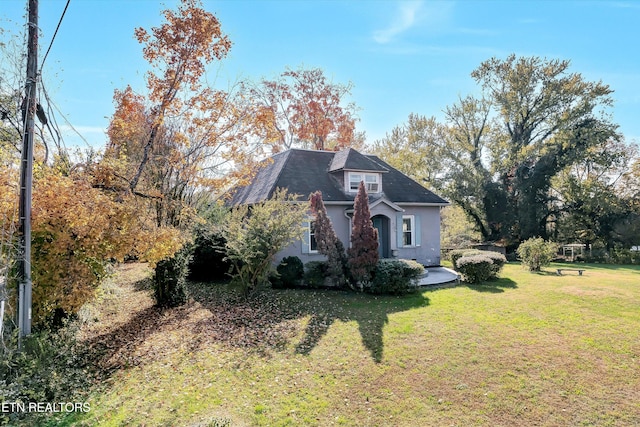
(402, 215, 415, 247)
(347, 172, 380, 193)
(308, 220, 318, 253)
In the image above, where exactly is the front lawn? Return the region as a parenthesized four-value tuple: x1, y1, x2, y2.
(51, 262, 640, 426)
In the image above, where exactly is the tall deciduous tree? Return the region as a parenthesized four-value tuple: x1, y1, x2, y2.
(471, 54, 618, 242)
(370, 113, 446, 189)
(552, 139, 639, 250)
(348, 181, 378, 288)
(377, 55, 622, 247)
(309, 191, 348, 287)
(248, 66, 363, 151)
(100, 0, 266, 229)
(127, 0, 231, 192)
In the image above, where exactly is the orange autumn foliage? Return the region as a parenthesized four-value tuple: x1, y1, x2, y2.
(103, 0, 268, 228)
(249, 66, 364, 151)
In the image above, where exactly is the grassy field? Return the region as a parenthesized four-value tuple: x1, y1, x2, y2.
(53, 262, 639, 427)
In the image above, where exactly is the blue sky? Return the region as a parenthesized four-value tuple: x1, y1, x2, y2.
(2, 0, 639, 149)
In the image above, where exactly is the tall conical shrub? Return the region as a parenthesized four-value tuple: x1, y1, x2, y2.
(309, 191, 348, 287)
(348, 181, 379, 289)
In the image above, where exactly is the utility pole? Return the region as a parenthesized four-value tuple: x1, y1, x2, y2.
(17, 0, 38, 348)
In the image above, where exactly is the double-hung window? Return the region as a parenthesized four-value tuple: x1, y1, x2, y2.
(348, 172, 380, 193)
(308, 221, 318, 253)
(402, 215, 414, 247)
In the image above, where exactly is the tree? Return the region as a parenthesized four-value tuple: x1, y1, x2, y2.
(127, 0, 231, 193)
(470, 55, 618, 242)
(224, 189, 307, 294)
(370, 113, 446, 190)
(440, 205, 482, 250)
(248, 66, 363, 151)
(552, 139, 639, 250)
(377, 55, 622, 247)
(309, 191, 348, 287)
(440, 95, 499, 241)
(347, 181, 378, 288)
(99, 0, 267, 230)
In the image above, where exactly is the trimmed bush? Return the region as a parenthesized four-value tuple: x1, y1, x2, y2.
(154, 248, 191, 307)
(482, 251, 507, 276)
(451, 249, 506, 279)
(449, 249, 483, 271)
(456, 254, 494, 283)
(369, 259, 424, 295)
(274, 256, 304, 288)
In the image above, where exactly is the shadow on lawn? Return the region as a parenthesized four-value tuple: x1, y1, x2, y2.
(190, 285, 430, 363)
(464, 277, 518, 293)
(87, 279, 429, 377)
(85, 280, 430, 371)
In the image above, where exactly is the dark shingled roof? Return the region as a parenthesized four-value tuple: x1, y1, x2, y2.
(329, 147, 389, 173)
(229, 148, 448, 206)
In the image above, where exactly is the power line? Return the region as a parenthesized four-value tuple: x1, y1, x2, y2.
(39, 0, 70, 74)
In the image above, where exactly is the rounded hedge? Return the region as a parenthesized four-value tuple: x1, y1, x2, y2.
(369, 259, 424, 295)
(456, 254, 494, 284)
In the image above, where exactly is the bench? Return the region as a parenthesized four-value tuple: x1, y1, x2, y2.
(556, 268, 585, 276)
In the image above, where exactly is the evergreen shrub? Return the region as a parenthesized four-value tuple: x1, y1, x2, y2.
(274, 256, 304, 288)
(303, 261, 328, 288)
(456, 254, 494, 283)
(188, 227, 231, 282)
(154, 248, 191, 307)
(369, 259, 424, 295)
(449, 249, 483, 271)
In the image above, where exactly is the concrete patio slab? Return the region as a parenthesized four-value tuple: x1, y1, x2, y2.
(418, 267, 459, 286)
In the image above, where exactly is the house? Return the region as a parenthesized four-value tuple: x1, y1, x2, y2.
(230, 148, 449, 267)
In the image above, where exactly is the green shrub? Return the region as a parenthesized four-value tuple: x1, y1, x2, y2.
(188, 226, 231, 282)
(274, 256, 304, 288)
(1, 325, 92, 426)
(153, 247, 191, 307)
(481, 251, 507, 276)
(608, 248, 640, 265)
(517, 237, 557, 271)
(449, 249, 482, 271)
(224, 189, 306, 295)
(303, 261, 328, 288)
(456, 254, 494, 283)
(369, 259, 424, 295)
(451, 249, 507, 280)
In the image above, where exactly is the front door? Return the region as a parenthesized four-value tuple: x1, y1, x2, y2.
(372, 215, 390, 258)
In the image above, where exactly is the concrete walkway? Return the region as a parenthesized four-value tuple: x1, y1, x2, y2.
(417, 266, 460, 287)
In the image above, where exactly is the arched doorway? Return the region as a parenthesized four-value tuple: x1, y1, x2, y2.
(371, 215, 390, 258)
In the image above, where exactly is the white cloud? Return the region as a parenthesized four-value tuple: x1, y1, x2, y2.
(373, 1, 424, 44)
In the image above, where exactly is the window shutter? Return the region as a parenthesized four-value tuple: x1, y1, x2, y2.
(396, 214, 404, 248)
(302, 220, 310, 254)
(415, 214, 421, 247)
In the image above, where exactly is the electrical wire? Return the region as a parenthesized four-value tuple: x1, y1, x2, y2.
(39, 81, 66, 153)
(39, 0, 71, 74)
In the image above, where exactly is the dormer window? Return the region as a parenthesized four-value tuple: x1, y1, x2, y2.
(348, 172, 380, 193)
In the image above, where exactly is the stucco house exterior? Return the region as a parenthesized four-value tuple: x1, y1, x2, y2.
(230, 147, 449, 267)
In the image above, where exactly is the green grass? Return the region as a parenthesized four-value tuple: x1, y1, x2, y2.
(49, 262, 640, 426)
